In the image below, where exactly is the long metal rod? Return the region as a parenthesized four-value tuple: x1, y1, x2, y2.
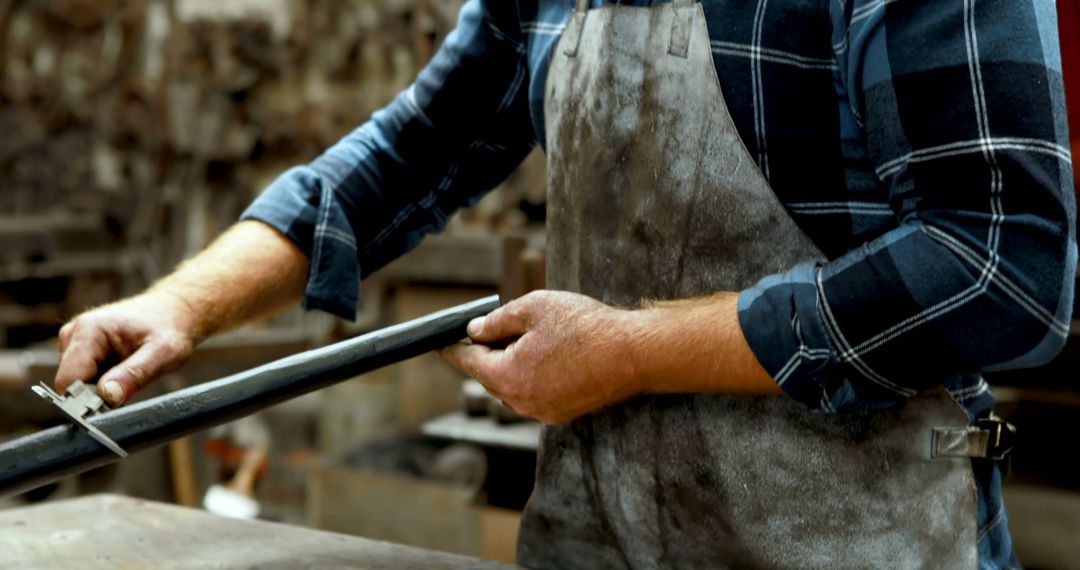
(0, 295, 500, 498)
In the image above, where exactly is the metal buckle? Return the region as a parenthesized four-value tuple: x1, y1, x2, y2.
(976, 415, 1016, 461)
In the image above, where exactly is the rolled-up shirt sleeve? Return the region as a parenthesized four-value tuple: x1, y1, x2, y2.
(242, 0, 534, 320)
(738, 0, 1077, 413)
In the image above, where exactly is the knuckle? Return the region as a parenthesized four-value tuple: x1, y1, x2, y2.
(72, 316, 108, 340)
(501, 378, 527, 401)
(65, 317, 89, 339)
(120, 364, 146, 387)
(501, 376, 526, 398)
(77, 311, 103, 327)
(533, 289, 557, 303)
(521, 291, 546, 307)
(162, 335, 193, 357)
(502, 303, 525, 322)
(477, 368, 500, 389)
(498, 385, 517, 402)
(148, 338, 191, 370)
(464, 365, 483, 383)
(459, 356, 483, 380)
(506, 367, 530, 387)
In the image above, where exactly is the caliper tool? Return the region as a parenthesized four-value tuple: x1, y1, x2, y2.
(31, 380, 128, 458)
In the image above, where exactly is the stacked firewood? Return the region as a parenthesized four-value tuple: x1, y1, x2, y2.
(0, 0, 543, 344)
(1, 0, 548, 262)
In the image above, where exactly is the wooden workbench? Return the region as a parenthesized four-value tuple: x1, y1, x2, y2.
(0, 494, 522, 569)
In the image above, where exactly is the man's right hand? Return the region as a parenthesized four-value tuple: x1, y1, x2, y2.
(52, 220, 310, 406)
(55, 292, 198, 406)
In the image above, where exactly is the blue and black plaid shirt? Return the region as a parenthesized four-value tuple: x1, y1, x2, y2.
(244, 1, 1075, 565)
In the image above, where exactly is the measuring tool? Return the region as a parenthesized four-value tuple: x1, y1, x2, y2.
(31, 381, 129, 458)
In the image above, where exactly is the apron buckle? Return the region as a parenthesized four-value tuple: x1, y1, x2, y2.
(976, 415, 1016, 461)
(931, 415, 1016, 461)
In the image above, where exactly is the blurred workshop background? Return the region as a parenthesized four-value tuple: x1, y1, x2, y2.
(0, 0, 1078, 568)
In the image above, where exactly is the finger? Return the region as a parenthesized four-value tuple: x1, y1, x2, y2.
(437, 342, 505, 387)
(58, 321, 75, 353)
(55, 333, 110, 394)
(96, 341, 181, 406)
(468, 303, 530, 344)
(440, 343, 519, 403)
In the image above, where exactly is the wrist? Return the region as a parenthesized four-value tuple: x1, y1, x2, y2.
(614, 306, 664, 397)
(616, 293, 778, 397)
(138, 286, 209, 344)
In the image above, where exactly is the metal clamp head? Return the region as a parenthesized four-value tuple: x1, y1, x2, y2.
(32, 381, 128, 458)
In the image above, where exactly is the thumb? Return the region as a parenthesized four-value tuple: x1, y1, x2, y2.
(96, 340, 183, 406)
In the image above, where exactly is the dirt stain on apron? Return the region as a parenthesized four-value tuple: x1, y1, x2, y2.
(518, 1, 978, 568)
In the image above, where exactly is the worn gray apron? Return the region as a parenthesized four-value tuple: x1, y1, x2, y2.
(517, 1, 980, 568)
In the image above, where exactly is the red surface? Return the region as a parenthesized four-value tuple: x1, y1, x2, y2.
(1059, 0, 1080, 197)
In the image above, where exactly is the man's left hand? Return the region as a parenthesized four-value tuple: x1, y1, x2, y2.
(438, 290, 642, 425)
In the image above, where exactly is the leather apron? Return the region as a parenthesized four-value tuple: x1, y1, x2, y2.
(517, 1, 979, 568)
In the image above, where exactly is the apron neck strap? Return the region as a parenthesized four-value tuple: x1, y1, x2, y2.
(563, 1, 589, 56)
(564, 0, 697, 58)
(576, 0, 693, 10)
(668, 0, 695, 58)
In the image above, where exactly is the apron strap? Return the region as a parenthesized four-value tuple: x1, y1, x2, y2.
(563, 0, 590, 57)
(565, 1, 696, 59)
(668, 0, 695, 58)
(932, 416, 1016, 461)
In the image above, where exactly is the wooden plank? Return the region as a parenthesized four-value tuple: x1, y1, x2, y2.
(166, 436, 199, 508)
(308, 467, 525, 563)
(309, 467, 481, 557)
(479, 507, 522, 564)
(0, 494, 520, 569)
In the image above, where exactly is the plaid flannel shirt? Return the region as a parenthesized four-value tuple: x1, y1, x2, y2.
(243, 2, 1075, 565)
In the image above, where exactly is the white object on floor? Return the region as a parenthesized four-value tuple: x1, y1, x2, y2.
(203, 484, 260, 519)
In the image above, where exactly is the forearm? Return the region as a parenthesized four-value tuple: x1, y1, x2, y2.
(439, 290, 783, 425)
(55, 220, 309, 405)
(144, 220, 308, 343)
(238, 1, 536, 321)
(629, 294, 783, 397)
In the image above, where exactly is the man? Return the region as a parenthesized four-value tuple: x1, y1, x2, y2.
(55, 0, 1074, 568)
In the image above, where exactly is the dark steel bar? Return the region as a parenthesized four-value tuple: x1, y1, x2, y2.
(0, 295, 500, 498)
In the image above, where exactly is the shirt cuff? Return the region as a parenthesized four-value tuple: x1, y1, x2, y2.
(241, 166, 360, 321)
(737, 262, 841, 413)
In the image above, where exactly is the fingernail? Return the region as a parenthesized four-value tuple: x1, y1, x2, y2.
(467, 317, 484, 336)
(103, 381, 124, 405)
